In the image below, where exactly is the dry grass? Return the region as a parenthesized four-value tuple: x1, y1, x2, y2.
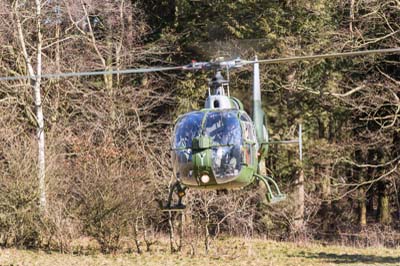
(0, 238, 399, 266)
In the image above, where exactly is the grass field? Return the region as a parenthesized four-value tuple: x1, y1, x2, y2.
(0, 238, 399, 266)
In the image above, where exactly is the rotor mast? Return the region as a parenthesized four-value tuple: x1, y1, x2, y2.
(209, 71, 229, 96)
(204, 69, 235, 109)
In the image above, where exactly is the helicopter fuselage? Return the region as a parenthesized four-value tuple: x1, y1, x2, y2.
(172, 105, 259, 190)
(164, 62, 287, 209)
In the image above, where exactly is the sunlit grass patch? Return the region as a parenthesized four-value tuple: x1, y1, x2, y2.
(0, 238, 399, 266)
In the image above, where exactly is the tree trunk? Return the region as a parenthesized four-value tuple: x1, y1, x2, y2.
(133, 218, 142, 254)
(378, 180, 392, 225)
(15, 0, 46, 211)
(354, 149, 366, 227)
(366, 187, 375, 215)
(349, 0, 355, 35)
(168, 211, 177, 253)
(359, 186, 367, 227)
(34, 0, 46, 211)
(316, 117, 331, 232)
(204, 221, 210, 254)
(177, 212, 183, 252)
(320, 165, 331, 232)
(392, 131, 400, 219)
(293, 167, 305, 229)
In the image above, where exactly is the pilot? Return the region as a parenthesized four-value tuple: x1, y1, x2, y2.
(213, 147, 224, 177)
(222, 119, 241, 174)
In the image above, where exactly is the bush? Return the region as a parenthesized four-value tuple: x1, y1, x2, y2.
(0, 137, 39, 247)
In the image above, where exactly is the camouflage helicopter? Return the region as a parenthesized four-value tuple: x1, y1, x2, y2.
(165, 57, 289, 210)
(1, 47, 399, 210)
(162, 48, 400, 210)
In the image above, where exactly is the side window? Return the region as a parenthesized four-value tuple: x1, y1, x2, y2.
(240, 113, 256, 142)
(238, 112, 256, 166)
(240, 112, 251, 122)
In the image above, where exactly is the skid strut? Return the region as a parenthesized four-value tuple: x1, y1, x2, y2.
(255, 173, 286, 203)
(162, 181, 187, 211)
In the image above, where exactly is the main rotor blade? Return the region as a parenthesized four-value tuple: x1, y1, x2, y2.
(0, 48, 398, 81)
(244, 48, 400, 65)
(0, 65, 184, 81)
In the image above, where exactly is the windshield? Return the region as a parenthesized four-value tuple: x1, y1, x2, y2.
(204, 111, 242, 180)
(173, 111, 204, 149)
(211, 146, 241, 180)
(172, 110, 243, 184)
(204, 111, 241, 146)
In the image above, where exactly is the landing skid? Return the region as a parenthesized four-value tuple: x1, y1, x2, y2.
(254, 173, 286, 203)
(160, 181, 187, 211)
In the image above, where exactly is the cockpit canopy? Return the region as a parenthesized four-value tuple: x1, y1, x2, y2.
(173, 111, 204, 150)
(172, 110, 255, 186)
(173, 111, 241, 149)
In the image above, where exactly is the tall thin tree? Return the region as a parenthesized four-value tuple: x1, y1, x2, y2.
(14, 0, 46, 211)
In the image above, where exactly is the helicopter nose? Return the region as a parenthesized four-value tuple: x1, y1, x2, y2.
(193, 149, 213, 185)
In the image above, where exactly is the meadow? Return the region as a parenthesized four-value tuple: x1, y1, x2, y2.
(1, 238, 399, 266)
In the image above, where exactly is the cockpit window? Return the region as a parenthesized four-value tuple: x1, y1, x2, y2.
(240, 112, 252, 122)
(204, 111, 241, 146)
(204, 111, 242, 180)
(172, 110, 246, 184)
(173, 112, 204, 149)
(240, 113, 256, 142)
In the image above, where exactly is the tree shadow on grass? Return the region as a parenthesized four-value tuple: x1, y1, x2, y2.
(295, 251, 400, 264)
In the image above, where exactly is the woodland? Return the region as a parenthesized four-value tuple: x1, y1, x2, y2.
(0, 0, 399, 254)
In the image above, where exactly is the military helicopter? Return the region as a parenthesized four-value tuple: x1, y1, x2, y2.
(166, 57, 289, 210)
(1, 47, 399, 210)
(162, 48, 400, 210)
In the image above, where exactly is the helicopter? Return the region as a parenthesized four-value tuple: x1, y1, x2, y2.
(162, 48, 400, 210)
(1, 47, 399, 210)
(165, 57, 290, 210)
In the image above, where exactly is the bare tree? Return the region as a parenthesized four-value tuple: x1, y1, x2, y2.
(13, 0, 46, 210)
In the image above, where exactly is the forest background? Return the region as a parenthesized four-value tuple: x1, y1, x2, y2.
(0, 0, 399, 254)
